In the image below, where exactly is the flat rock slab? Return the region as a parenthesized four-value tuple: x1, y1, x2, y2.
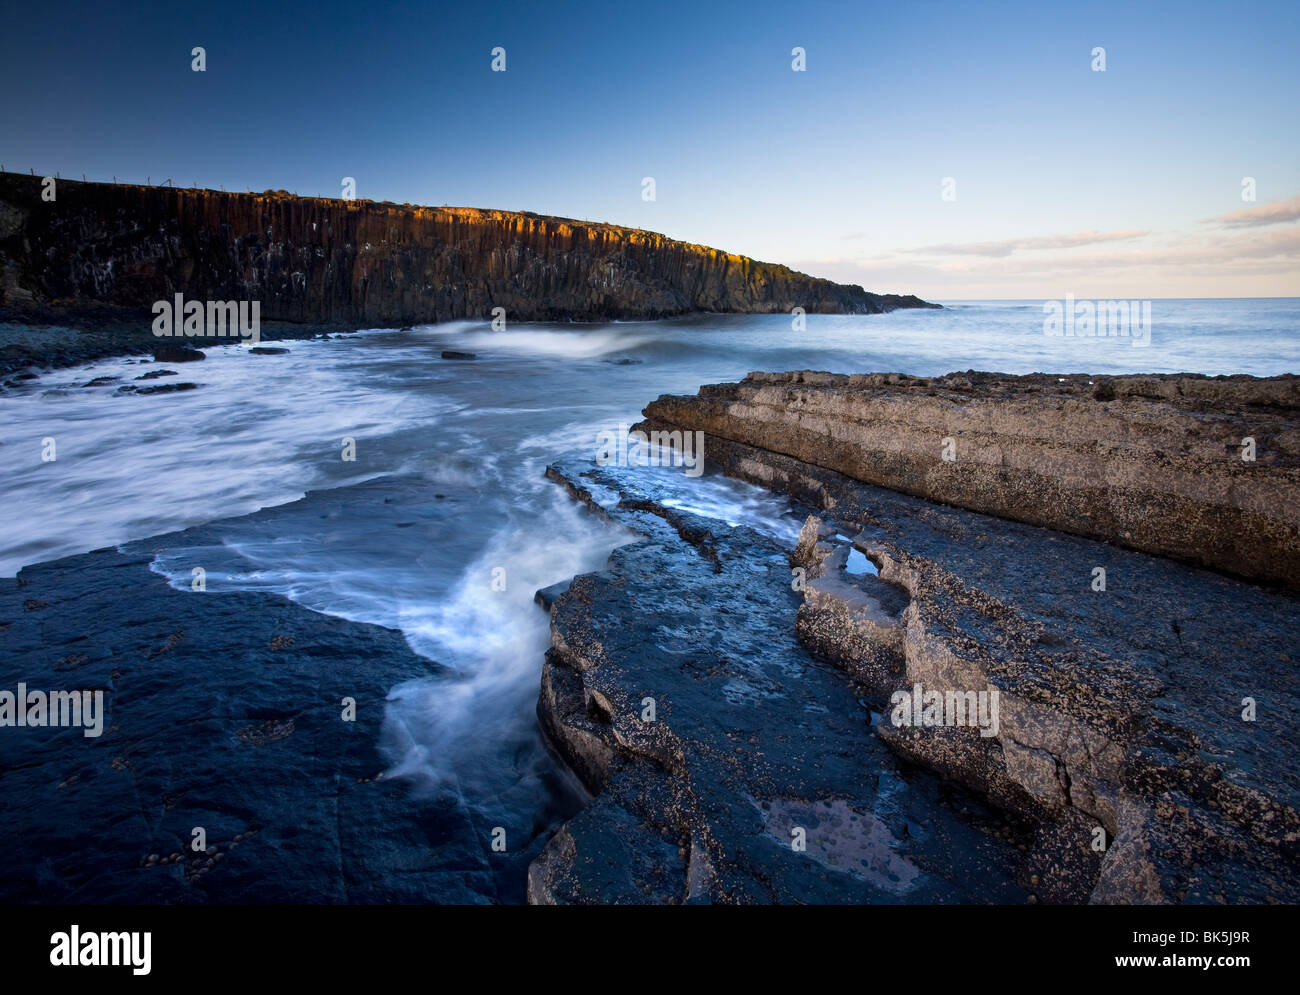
(643, 370, 1300, 589)
(532, 460, 1036, 904)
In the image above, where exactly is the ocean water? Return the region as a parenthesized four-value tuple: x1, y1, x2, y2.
(1, 298, 1296, 892)
(9, 297, 1295, 578)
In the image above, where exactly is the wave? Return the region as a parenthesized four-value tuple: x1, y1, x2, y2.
(425, 323, 664, 360)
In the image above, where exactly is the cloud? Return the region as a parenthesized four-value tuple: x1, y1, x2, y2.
(792, 225, 1300, 298)
(1200, 195, 1300, 229)
(905, 229, 1152, 258)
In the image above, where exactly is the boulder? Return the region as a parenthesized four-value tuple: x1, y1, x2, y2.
(152, 344, 205, 363)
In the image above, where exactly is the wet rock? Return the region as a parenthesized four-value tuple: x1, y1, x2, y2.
(0, 475, 558, 904)
(134, 368, 177, 380)
(82, 376, 118, 387)
(152, 344, 205, 363)
(248, 346, 290, 355)
(118, 382, 199, 396)
(795, 541, 909, 695)
(533, 580, 572, 612)
(440, 351, 477, 360)
(530, 460, 1033, 905)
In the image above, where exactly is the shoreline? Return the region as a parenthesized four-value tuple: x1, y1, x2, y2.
(3, 359, 1297, 903)
(0, 311, 385, 378)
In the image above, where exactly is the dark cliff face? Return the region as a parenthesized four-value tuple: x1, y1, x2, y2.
(0, 174, 934, 325)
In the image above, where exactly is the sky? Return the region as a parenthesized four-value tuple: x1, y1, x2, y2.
(1, 0, 1297, 299)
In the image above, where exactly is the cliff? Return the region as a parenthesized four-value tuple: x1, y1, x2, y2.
(0, 173, 935, 328)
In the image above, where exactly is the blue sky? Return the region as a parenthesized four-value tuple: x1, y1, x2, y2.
(2, 0, 1297, 297)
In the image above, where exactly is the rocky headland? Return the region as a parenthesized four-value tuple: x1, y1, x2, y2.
(0, 173, 935, 373)
(530, 370, 1300, 903)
